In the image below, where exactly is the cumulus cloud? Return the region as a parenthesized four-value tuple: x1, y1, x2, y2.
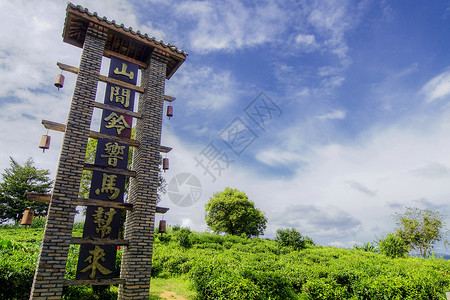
(272, 204, 362, 238)
(166, 64, 240, 112)
(174, 1, 286, 53)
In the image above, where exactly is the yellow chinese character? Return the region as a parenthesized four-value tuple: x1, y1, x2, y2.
(110, 86, 131, 108)
(81, 246, 112, 279)
(104, 112, 130, 135)
(95, 174, 120, 200)
(114, 62, 134, 80)
(93, 207, 116, 238)
(101, 142, 125, 167)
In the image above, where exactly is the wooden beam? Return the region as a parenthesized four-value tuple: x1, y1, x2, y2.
(163, 95, 176, 102)
(41, 120, 140, 147)
(88, 131, 139, 147)
(75, 197, 133, 210)
(104, 49, 147, 69)
(159, 146, 172, 153)
(70, 237, 129, 246)
(156, 206, 169, 214)
(42, 120, 66, 132)
(57, 62, 144, 93)
(64, 278, 125, 287)
(83, 163, 136, 177)
(41, 120, 170, 152)
(98, 74, 144, 93)
(93, 101, 141, 119)
(25, 192, 51, 203)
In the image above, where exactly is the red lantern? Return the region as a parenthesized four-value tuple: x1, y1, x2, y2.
(166, 105, 173, 119)
(163, 158, 169, 172)
(158, 220, 166, 233)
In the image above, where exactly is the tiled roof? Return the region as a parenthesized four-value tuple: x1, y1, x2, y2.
(67, 2, 188, 57)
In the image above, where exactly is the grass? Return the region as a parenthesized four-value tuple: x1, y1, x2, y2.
(149, 275, 196, 300)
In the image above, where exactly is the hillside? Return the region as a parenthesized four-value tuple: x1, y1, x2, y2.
(1, 224, 450, 299)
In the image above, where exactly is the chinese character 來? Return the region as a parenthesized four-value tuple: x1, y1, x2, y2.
(80, 246, 112, 279)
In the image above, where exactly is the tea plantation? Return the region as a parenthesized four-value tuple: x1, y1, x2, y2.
(1, 222, 449, 299)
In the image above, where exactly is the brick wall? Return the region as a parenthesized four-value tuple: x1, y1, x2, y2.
(118, 51, 168, 299)
(30, 26, 106, 300)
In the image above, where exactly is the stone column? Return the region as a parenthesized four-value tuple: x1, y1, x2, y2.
(30, 26, 106, 300)
(118, 50, 168, 299)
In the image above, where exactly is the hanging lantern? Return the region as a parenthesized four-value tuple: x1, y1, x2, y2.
(158, 219, 166, 233)
(54, 73, 65, 90)
(166, 105, 173, 119)
(163, 157, 169, 172)
(39, 134, 51, 152)
(21, 210, 34, 228)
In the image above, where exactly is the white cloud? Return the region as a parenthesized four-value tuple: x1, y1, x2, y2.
(316, 109, 346, 120)
(255, 149, 303, 167)
(295, 34, 319, 51)
(421, 68, 450, 103)
(166, 64, 239, 112)
(174, 0, 286, 53)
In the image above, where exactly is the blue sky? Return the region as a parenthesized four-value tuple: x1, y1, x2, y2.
(1, 0, 450, 252)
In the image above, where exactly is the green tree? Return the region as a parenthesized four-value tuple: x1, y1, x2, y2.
(205, 187, 267, 238)
(395, 207, 445, 258)
(378, 233, 408, 258)
(275, 228, 313, 250)
(0, 157, 53, 223)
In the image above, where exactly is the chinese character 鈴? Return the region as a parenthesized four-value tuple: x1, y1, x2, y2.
(104, 112, 130, 135)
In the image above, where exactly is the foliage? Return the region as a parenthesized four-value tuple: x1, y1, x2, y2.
(275, 228, 313, 251)
(0, 157, 53, 223)
(395, 207, 445, 258)
(3, 226, 450, 299)
(174, 227, 192, 248)
(378, 233, 408, 258)
(352, 242, 378, 253)
(152, 231, 450, 299)
(205, 187, 267, 238)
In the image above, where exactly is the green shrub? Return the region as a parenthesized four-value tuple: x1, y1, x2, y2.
(174, 227, 192, 248)
(378, 233, 408, 258)
(275, 228, 311, 251)
(0, 244, 38, 300)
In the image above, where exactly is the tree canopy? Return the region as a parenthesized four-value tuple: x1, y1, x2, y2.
(205, 187, 267, 238)
(395, 207, 445, 258)
(0, 157, 52, 223)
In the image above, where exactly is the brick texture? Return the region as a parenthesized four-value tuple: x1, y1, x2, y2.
(30, 27, 106, 300)
(118, 51, 168, 299)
